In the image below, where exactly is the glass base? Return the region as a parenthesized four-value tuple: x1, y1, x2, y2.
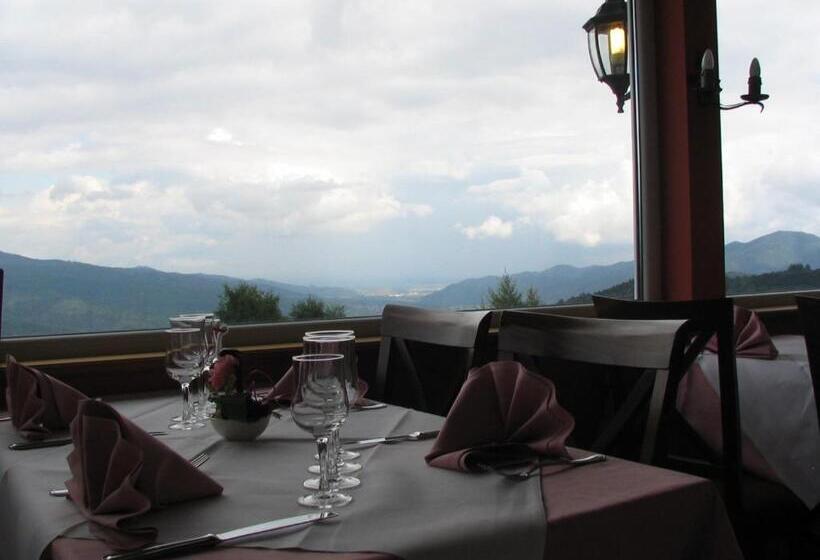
(308, 461, 361, 475)
(168, 420, 206, 430)
(304, 475, 360, 490)
(340, 448, 360, 461)
(298, 491, 352, 509)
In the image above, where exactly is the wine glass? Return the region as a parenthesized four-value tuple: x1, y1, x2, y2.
(302, 333, 361, 491)
(170, 314, 212, 420)
(291, 353, 352, 509)
(165, 328, 206, 430)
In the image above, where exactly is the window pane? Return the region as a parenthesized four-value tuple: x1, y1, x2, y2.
(719, 0, 820, 295)
(0, 1, 634, 337)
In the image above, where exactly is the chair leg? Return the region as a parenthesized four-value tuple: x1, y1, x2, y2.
(640, 369, 668, 464)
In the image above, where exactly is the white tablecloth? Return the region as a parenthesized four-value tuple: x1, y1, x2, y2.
(680, 335, 820, 508)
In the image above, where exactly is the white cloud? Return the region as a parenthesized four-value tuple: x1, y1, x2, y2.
(458, 216, 514, 239)
(0, 0, 816, 284)
(206, 128, 240, 145)
(467, 168, 633, 247)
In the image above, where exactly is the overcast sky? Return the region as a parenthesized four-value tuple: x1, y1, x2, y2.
(0, 1, 817, 290)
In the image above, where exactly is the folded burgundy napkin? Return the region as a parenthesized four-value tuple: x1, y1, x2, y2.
(4, 355, 87, 440)
(705, 306, 778, 359)
(65, 399, 223, 548)
(269, 365, 369, 405)
(425, 361, 575, 472)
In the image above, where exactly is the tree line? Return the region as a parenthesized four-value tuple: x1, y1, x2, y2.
(216, 263, 820, 323)
(216, 282, 346, 323)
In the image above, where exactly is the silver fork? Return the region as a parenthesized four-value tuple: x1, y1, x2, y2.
(480, 453, 607, 481)
(189, 451, 210, 469)
(49, 451, 211, 497)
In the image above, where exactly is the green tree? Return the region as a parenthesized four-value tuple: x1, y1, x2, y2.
(290, 295, 346, 320)
(216, 282, 282, 324)
(487, 273, 524, 309)
(525, 286, 541, 307)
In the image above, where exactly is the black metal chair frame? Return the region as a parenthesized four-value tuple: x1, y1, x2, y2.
(497, 310, 708, 465)
(0, 268, 4, 340)
(591, 296, 742, 519)
(373, 304, 491, 415)
(796, 295, 820, 426)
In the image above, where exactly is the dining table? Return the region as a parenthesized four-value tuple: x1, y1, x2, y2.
(0, 392, 742, 560)
(678, 334, 820, 509)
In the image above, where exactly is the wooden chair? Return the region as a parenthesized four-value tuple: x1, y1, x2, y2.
(592, 295, 742, 512)
(497, 310, 702, 468)
(796, 295, 820, 426)
(373, 304, 491, 416)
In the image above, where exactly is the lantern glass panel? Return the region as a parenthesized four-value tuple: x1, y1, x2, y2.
(587, 29, 604, 79)
(607, 24, 627, 75)
(596, 29, 612, 75)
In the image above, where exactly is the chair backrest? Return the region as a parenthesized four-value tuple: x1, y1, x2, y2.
(796, 295, 820, 426)
(373, 304, 492, 415)
(498, 309, 692, 463)
(591, 295, 742, 518)
(0, 268, 4, 340)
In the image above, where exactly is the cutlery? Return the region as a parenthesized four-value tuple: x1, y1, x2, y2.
(353, 401, 387, 411)
(482, 453, 607, 481)
(10, 431, 167, 451)
(101, 511, 337, 560)
(349, 430, 439, 447)
(50, 451, 211, 498)
(188, 451, 210, 469)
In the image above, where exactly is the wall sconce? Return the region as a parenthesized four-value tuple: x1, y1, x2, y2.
(583, 0, 630, 113)
(698, 48, 770, 111)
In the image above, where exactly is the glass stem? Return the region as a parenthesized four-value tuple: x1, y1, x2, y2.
(198, 367, 210, 413)
(181, 382, 192, 423)
(317, 435, 330, 494)
(327, 429, 340, 485)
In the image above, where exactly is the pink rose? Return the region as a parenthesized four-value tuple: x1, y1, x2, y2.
(209, 354, 239, 393)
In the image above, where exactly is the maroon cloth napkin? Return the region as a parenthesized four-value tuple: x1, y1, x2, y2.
(705, 306, 778, 359)
(425, 361, 575, 472)
(4, 355, 87, 440)
(269, 366, 369, 405)
(65, 400, 223, 548)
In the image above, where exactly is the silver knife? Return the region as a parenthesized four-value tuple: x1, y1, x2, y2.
(350, 429, 440, 447)
(102, 511, 336, 560)
(9, 431, 166, 450)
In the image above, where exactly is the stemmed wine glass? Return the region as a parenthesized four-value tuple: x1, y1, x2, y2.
(165, 328, 206, 430)
(291, 353, 352, 509)
(169, 314, 211, 421)
(304, 330, 361, 465)
(302, 333, 361, 491)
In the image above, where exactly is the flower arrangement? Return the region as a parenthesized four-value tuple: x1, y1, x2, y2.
(208, 350, 279, 422)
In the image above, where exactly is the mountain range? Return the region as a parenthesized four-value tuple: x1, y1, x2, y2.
(1, 230, 818, 337)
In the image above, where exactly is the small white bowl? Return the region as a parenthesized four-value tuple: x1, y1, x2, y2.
(210, 414, 271, 441)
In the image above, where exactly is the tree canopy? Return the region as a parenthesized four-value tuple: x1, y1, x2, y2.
(486, 273, 542, 309)
(290, 295, 346, 320)
(216, 282, 283, 323)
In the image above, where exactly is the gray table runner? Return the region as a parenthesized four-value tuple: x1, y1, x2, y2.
(0, 395, 545, 560)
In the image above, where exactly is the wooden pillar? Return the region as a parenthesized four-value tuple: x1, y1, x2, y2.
(633, 0, 726, 300)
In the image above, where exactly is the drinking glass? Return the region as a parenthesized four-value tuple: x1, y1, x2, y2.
(165, 328, 206, 430)
(302, 333, 361, 490)
(170, 314, 212, 420)
(291, 353, 352, 509)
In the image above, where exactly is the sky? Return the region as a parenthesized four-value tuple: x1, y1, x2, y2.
(0, 1, 817, 290)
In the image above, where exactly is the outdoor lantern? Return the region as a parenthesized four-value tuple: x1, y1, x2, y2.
(583, 0, 630, 113)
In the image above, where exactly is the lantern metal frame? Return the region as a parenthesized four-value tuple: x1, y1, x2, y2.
(583, 0, 630, 113)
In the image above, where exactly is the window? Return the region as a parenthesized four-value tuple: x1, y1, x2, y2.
(718, 0, 820, 296)
(0, 2, 634, 338)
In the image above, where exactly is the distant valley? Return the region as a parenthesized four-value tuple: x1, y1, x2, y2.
(1, 230, 819, 337)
